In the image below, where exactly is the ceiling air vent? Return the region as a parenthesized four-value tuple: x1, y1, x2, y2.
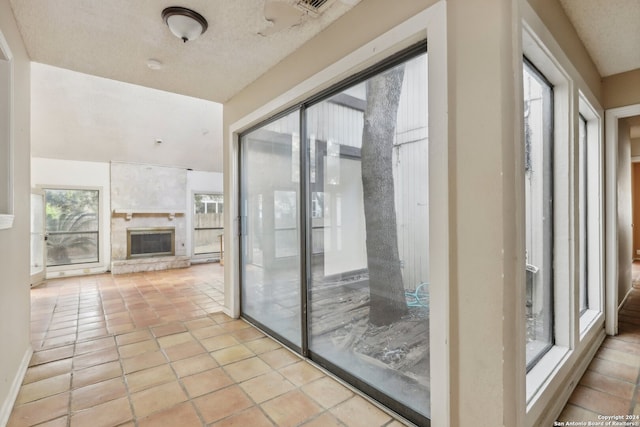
(293, 0, 336, 17)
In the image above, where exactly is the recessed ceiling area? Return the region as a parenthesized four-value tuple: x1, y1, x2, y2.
(558, 0, 640, 77)
(8, 0, 361, 103)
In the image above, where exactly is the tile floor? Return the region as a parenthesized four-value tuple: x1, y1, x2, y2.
(8, 264, 408, 427)
(558, 262, 640, 423)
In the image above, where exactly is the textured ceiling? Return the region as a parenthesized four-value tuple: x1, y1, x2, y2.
(9, 0, 359, 103)
(558, 0, 640, 77)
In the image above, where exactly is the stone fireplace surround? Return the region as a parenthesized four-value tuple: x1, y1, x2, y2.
(110, 162, 190, 274)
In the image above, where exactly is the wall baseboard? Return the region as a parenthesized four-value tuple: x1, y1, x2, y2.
(0, 346, 33, 427)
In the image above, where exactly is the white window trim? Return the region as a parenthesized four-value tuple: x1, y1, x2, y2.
(191, 191, 224, 261)
(523, 17, 574, 403)
(226, 2, 449, 425)
(521, 2, 606, 426)
(578, 93, 604, 337)
(0, 28, 14, 230)
(40, 185, 104, 276)
(605, 103, 640, 336)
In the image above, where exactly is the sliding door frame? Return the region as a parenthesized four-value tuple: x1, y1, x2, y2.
(238, 41, 429, 426)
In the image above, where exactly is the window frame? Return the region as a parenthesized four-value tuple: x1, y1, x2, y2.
(522, 3, 606, 424)
(578, 94, 604, 335)
(578, 113, 588, 315)
(42, 186, 103, 272)
(228, 3, 449, 424)
(0, 28, 14, 230)
(238, 45, 431, 425)
(192, 192, 224, 259)
(522, 19, 574, 405)
(523, 58, 556, 372)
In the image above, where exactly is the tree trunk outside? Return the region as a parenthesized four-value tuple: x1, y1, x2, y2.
(361, 65, 407, 326)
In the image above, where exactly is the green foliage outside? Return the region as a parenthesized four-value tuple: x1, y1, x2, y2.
(45, 189, 99, 266)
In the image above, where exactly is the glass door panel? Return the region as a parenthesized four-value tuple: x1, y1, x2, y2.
(31, 190, 46, 285)
(307, 52, 430, 420)
(240, 110, 302, 347)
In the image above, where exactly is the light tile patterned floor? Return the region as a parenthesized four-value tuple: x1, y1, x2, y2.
(558, 262, 640, 423)
(8, 264, 408, 427)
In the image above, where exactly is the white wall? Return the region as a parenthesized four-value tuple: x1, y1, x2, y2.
(31, 158, 111, 275)
(0, 0, 32, 423)
(31, 63, 223, 172)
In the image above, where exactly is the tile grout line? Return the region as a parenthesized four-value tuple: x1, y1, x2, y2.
(158, 322, 209, 427)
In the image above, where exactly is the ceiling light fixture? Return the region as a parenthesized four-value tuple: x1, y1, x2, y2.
(162, 6, 208, 43)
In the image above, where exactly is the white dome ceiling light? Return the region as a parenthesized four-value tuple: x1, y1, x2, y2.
(162, 6, 208, 43)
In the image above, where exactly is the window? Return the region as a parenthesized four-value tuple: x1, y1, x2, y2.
(240, 43, 429, 426)
(521, 3, 605, 420)
(578, 94, 603, 331)
(578, 114, 588, 314)
(193, 193, 224, 257)
(523, 60, 554, 370)
(0, 30, 13, 230)
(45, 189, 99, 266)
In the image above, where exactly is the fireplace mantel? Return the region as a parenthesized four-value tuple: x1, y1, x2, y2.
(113, 209, 186, 221)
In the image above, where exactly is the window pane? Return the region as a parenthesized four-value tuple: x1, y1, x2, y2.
(195, 193, 224, 214)
(193, 229, 223, 255)
(579, 115, 588, 313)
(523, 62, 554, 367)
(45, 189, 99, 267)
(193, 193, 224, 256)
(240, 110, 301, 347)
(308, 52, 429, 418)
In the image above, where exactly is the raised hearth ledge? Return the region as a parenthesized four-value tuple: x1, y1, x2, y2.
(111, 255, 190, 275)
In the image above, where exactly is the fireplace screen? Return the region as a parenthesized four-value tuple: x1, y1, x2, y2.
(127, 227, 175, 259)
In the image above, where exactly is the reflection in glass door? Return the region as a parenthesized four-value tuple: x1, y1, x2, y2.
(240, 110, 302, 348)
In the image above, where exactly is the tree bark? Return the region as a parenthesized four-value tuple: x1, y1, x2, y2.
(361, 65, 407, 326)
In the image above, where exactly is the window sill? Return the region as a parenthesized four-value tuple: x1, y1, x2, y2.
(0, 214, 14, 230)
(526, 345, 571, 405)
(580, 309, 603, 340)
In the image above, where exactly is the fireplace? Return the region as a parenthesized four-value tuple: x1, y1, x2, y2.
(127, 227, 175, 259)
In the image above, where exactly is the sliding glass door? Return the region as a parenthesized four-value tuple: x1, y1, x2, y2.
(240, 44, 429, 424)
(307, 52, 429, 421)
(240, 110, 302, 348)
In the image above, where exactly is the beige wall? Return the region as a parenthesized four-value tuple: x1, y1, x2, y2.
(603, 68, 640, 110)
(0, 0, 31, 421)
